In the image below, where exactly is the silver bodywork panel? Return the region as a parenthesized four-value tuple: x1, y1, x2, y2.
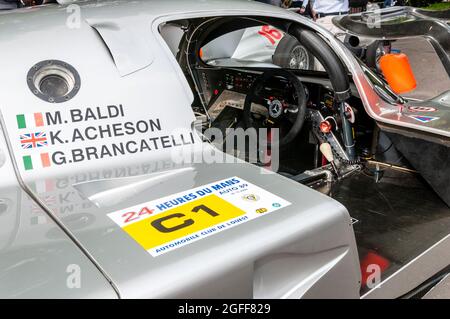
(0, 0, 361, 298)
(0, 127, 117, 298)
(0, 0, 448, 299)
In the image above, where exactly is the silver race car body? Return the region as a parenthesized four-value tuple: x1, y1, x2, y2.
(0, 0, 448, 299)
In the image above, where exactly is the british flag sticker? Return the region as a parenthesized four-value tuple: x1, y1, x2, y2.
(20, 132, 48, 149)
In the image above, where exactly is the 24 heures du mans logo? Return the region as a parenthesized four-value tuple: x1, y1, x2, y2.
(16, 105, 196, 171)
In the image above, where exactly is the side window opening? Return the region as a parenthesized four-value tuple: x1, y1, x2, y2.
(200, 24, 318, 71)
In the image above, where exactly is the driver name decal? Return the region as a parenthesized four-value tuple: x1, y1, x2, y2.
(15, 104, 196, 171)
(107, 177, 291, 257)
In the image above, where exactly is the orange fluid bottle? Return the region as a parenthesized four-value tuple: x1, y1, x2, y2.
(379, 53, 417, 94)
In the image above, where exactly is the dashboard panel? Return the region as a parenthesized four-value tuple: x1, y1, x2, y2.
(196, 67, 336, 115)
(196, 67, 261, 107)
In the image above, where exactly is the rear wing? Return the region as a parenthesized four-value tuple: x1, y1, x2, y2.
(333, 6, 450, 76)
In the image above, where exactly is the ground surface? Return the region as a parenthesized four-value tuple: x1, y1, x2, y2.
(331, 166, 450, 296)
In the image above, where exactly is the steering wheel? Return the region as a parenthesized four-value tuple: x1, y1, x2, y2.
(243, 69, 307, 147)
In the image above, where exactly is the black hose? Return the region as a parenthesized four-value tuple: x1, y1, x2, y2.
(290, 27, 356, 159)
(289, 27, 351, 102)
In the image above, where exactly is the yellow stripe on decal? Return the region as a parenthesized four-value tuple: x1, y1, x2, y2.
(123, 195, 245, 251)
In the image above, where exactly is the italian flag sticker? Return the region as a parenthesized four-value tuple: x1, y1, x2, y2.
(23, 153, 51, 171)
(16, 113, 44, 129)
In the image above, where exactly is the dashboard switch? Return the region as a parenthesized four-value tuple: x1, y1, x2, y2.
(319, 120, 333, 134)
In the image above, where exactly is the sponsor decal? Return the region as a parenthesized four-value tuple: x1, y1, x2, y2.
(258, 25, 283, 45)
(242, 194, 260, 202)
(108, 177, 291, 257)
(409, 115, 440, 123)
(408, 106, 437, 113)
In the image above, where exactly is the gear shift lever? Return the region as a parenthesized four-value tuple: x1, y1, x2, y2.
(320, 143, 339, 177)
